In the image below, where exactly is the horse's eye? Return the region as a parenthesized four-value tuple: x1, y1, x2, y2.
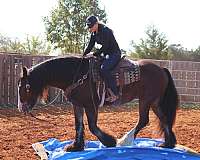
(26, 84, 31, 92)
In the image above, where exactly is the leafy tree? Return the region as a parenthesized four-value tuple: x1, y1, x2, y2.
(0, 34, 51, 55)
(0, 34, 24, 53)
(130, 25, 170, 60)
(23, 35, 52, 55)
(168, 44, 190, 61)
(44, 0, 107, 55)
(191, 46, 200, 61)
(168, 44, 200, 61)
(9, 39, 25, 53)
(0, 34, 11, 52)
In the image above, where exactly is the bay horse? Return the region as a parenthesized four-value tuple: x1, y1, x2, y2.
(17, 55, 179, 151)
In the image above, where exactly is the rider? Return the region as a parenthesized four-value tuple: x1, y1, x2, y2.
(83, 15, 121, 103)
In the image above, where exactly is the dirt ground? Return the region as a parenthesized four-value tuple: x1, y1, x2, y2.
(0, 105, 200, 160)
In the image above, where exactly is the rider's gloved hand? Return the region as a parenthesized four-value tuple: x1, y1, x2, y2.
(93, 52, 99, 57)
(93, 50, 101, 57)
(83, 52, 87, 57)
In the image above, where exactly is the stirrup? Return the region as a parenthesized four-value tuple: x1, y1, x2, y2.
(105, 96, 112, 102)
(105, 95, 119, 103)
(105, 88, 119, 102)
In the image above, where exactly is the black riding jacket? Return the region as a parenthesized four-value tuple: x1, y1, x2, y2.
(84, 24, 121, 56)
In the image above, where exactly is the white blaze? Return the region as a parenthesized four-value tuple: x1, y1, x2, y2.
(17, 86, 23, 112)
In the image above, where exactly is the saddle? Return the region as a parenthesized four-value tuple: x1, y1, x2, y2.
(89, 56, 140, 107)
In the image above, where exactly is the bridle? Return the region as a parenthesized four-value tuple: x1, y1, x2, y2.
(19, 56, 98, 121)
(19, 78, 61, 121)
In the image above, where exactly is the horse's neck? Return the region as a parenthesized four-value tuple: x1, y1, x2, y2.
(33, 58, 89, 90)
(29, 68, 49, 93)
(36, 66, 68, 90)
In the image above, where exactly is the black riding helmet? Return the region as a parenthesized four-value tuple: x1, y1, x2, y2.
(86, 15, 98, 28)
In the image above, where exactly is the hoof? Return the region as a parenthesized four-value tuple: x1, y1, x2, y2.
(117, 137, 133, 146)
(158, 143, 175, 149)
(64, 143, 84, 152)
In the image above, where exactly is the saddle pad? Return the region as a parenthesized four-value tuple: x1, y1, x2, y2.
(91, 58, 140, 86)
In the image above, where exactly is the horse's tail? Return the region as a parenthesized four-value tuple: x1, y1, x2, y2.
(159, 68, 179, 128)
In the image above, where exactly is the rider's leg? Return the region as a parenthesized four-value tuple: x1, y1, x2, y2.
(100, 53, 120, 102)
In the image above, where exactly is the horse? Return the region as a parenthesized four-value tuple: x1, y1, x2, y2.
(17, 55, 179, 151)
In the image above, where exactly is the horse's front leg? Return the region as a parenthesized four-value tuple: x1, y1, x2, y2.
(117, 128, 136, 146)
(64, 105, 85, 152)
(85, 105, 116, 147)
(117, 100, 150, 146)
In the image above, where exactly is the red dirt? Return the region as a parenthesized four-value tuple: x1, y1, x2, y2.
(0, 105, 200, 160)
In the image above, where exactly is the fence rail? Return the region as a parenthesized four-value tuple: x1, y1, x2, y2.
(0, 53, 200, 106)
(0, 53, 65, 106)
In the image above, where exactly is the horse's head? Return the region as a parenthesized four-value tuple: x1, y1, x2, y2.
(17, 66, 38, 113)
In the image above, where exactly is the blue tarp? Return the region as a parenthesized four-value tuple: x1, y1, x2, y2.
(33, 138, 200, 160)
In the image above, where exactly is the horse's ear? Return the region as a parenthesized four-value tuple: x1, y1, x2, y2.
(21, 66, 28, 78)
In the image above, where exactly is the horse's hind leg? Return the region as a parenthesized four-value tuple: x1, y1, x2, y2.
(151, 106, 176, 148)
(163, 126, 176, 148)
(64, 105, 85, 151)
(117, 100, 150, 146)
(85, 106, 116, 147)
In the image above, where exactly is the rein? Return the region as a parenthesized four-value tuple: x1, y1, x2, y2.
(29, 112, 49, 122)
(40, 89, 62, 107)
(28, 57, 89, 121)
(88, 58, 97, 114)
(26, 56, 97, 121)
(65, 56, 97, 114)
(65, 72, 89, 98)
(32, 57, 86, 107)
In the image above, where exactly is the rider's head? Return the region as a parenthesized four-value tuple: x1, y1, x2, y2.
(86, 15, 98, 32)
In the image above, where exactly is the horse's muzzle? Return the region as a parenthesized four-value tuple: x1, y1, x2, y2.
(18, 102, 31, 114)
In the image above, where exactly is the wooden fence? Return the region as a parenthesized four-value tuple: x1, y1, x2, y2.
(0, 53, 65, 106)
(0, 53, 200, 106)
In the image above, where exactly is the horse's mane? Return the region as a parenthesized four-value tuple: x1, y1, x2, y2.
(27, 55, 89, 96)
(29, 55, 83, 71)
